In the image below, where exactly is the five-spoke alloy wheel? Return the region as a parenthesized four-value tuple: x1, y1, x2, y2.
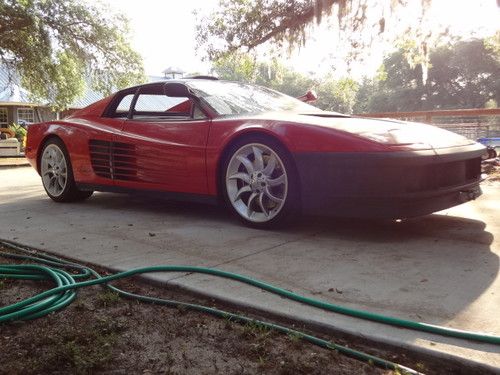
(223, 137, 298, 227)
(40, 138, 93, 202)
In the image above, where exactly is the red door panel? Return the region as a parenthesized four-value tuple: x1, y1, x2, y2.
(114, 119, 210, 195)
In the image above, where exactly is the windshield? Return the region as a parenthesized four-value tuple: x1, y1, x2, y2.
(186, 80, 322, 116)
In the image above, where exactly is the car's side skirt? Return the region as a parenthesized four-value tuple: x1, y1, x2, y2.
(76, 183, 218, 205)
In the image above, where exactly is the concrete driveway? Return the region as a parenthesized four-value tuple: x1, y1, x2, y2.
(1, 166, 499, 371)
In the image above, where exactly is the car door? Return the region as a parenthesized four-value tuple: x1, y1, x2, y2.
(113, 83, 211, 195)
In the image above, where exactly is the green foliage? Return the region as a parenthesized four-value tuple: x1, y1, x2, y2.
(46, 319, 119, 374)
(196, 0, 432, 65)
(211, 53, 314, 97)
(242, 320, 272, 339)
(0, 0, 146, 110)
(196, 0, 383, 60)
(8, 123, 27, 142)
(97, 291, 121, 307)
(354, 38, 500, 112)
(415, 362, 426, 372)
(212, 53, 359, 113)
(196, 0, 329, 60)
(352, 78, 375, 113)
(213, 37, 498, 114)
(211, 52, 258, 82)
(315, 77, 359, 113)
(427, 39, 498, 108)
(483, 31, 500, 62)
(257, 61, 316, 98)
(286, 331, 303, 343)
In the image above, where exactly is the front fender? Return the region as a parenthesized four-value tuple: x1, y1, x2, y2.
(205, 118, 389, 195)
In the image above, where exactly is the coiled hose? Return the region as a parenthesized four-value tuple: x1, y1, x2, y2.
(0, 240, 420, 374)
(1, 239, 498, 372)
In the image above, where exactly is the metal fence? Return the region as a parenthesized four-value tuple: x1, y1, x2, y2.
(357, 108, 500, 141)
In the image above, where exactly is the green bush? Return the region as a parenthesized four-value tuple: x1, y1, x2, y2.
(9, 123, 27, 146)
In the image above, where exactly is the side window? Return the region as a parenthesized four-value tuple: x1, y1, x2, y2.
(132, 92, 207, 121)
(104, 84, 208, 120)
(134, 94, 187, 113)
(116, 94, 133, 113)
(105, 92, 135, 118)
(193, 105, 206, 120)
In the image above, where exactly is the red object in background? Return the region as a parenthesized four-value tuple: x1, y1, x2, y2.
(297, 90, 318, 103)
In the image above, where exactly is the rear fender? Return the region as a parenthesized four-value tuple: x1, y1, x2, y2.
(29, 120, 114, 182)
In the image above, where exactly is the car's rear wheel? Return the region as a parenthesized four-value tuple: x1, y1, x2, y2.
(222, 136, 298, 227)
(40, 139, 93, 202)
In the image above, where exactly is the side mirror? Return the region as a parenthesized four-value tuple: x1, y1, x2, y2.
(297, 89, 318, 103)
(164, 82, 192, 98)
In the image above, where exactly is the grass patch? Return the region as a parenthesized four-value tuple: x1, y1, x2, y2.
(242, 320, 273, 340)
(96, 290, 121, 307)
(24, 318, 123, 374)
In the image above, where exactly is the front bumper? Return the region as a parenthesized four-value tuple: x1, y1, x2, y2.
(293, 144, 485, 219)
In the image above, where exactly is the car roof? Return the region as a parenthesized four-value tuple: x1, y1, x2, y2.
(116, 77, 219, 95)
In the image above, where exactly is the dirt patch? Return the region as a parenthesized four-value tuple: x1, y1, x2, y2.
(482, 159, 500, 184)
(0, 246, 492, 375)
(0, 277, 389, 374)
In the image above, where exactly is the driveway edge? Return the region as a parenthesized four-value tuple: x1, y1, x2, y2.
(2, 239, 498, 375)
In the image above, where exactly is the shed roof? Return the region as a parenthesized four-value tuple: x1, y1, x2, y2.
(0, 67, 35, 105)
(0, 65, 169, 109)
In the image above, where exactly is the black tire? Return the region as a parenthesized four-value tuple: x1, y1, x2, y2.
(40, 138, 93, 202)
(220, 135, 300, 228)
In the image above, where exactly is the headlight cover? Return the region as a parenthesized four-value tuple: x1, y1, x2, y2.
(355, 121, 474, 150)
(357, 129, 432, 149)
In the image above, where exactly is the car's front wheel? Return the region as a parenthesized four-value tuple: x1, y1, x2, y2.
(222, 136, 298, 227)
(40, 138, 93, 202)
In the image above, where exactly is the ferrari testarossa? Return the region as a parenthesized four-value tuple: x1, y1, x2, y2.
(26, 77, 485, 227)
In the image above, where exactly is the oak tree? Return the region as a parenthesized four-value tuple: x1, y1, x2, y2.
(196, 0, 433, 64)
(0, 0, 145, 109)
(354, 37, 500, 112)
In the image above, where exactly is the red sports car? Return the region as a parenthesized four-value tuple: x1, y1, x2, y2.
(25, 78, 484, 227)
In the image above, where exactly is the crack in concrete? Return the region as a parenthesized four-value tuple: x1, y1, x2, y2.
(165, 230, 323, 283)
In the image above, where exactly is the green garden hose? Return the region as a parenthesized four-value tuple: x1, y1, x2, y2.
(1, 238, 498, 372)
(0, 241, 420, 374)
(2, 240, 498, 345)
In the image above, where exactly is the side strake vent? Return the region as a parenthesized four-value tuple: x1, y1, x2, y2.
(89, 140, 137, 181)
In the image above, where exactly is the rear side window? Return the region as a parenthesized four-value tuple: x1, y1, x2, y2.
(103, 83, 207, 120)
(104, 90, 136, 118)
(116, 94, 133, 113)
